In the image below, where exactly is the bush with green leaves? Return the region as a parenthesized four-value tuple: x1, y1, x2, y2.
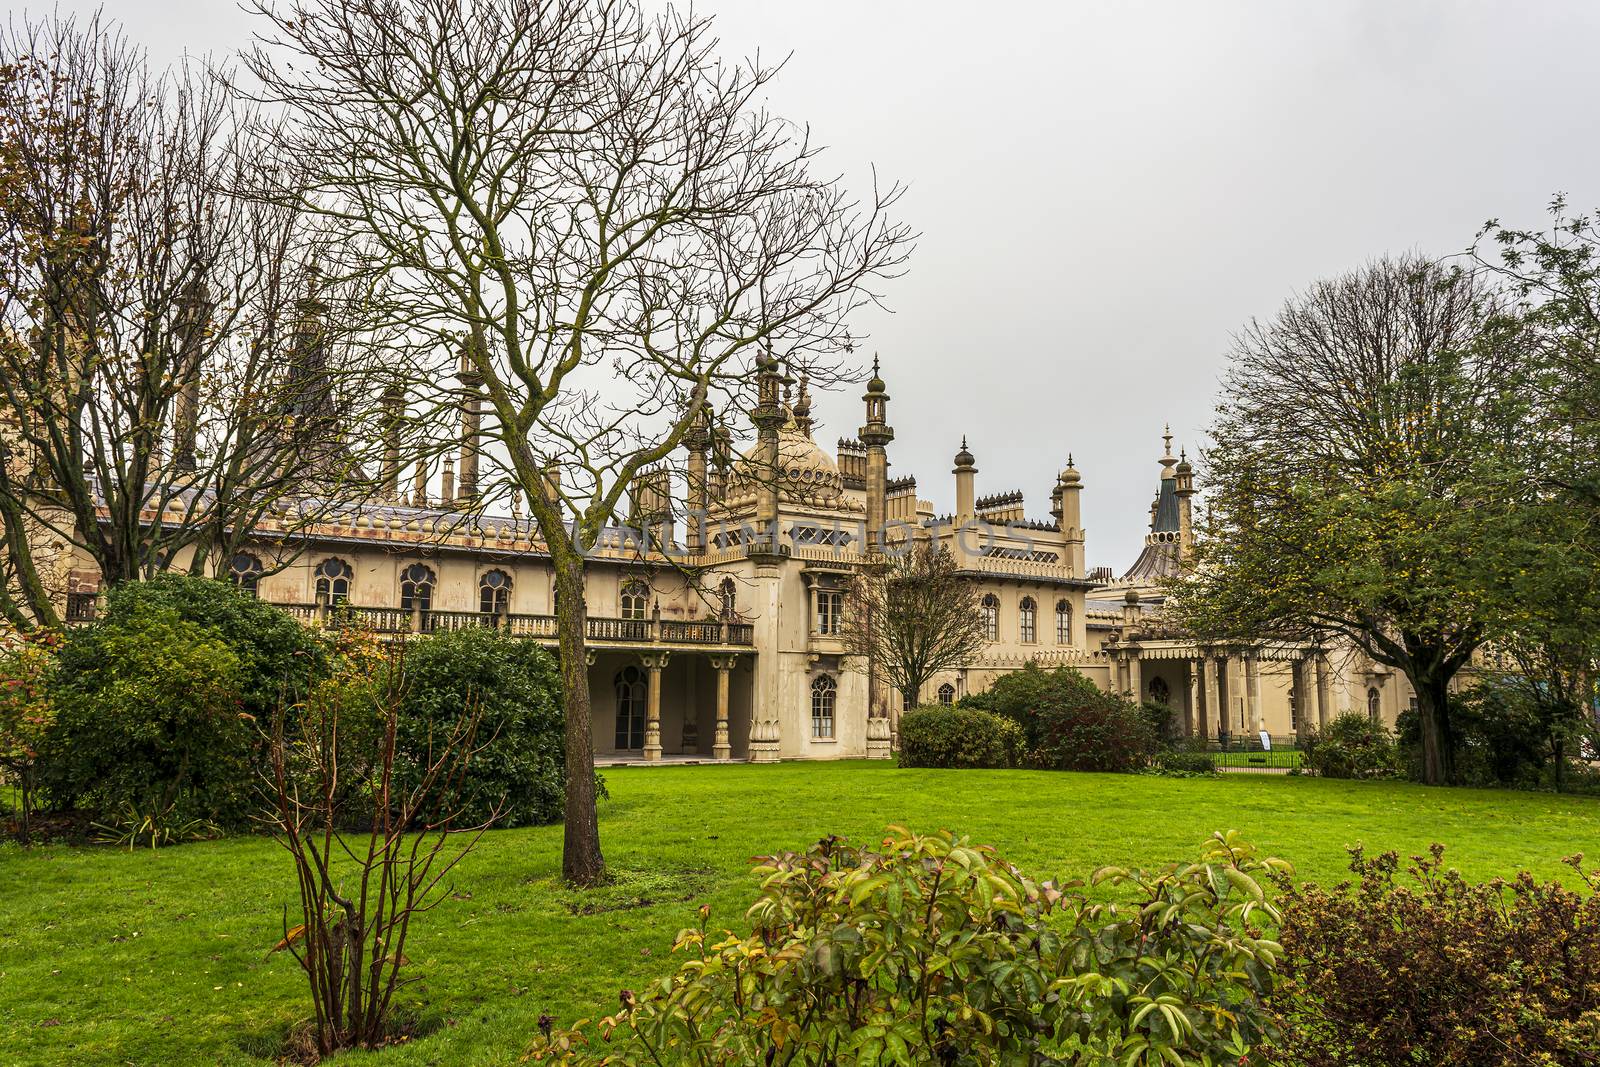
(37, 602, 252, 828)
(527, 826, 1287, 1065)
(1267, 845, 1600, 1066)
(35, 577, 327, 831)
(896, 705, 1023, 769)
(102, 575, 327, 717)
(1150, 747, 1219, 776)
(396, 626, 573, 828)
(0, 628, 61, 840)
(1303, 713, 1399, 780)
(964, 662, 1157, 773)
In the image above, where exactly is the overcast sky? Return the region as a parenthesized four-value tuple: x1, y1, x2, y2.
(48, 0, 1600, 570)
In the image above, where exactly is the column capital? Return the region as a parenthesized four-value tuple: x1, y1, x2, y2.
(638, 650, 671, 671)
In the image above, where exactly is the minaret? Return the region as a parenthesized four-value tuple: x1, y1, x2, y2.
(380, 381, 404, 501)
(953, 436, 976, 523)
(440, 454, 455, 503)
(455, 338, 483, 503)
(412, 459, 428, 508)
(748, 353, 786, 554)
(858, 356, 893, 554)
(1058, 455, 1085, 577)
(746, 354, 789, 762)
(1175, 447, 1197, 561)
(683, 401, 711, 553)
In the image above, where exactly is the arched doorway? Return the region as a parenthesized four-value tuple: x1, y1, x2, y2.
(614, 666, 647, 751)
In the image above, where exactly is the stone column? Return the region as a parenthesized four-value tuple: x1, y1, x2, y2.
(1293, 657, 1311, 745)
(1185, 658, 1200, 737)
(1203, 653, 1221, 742)
(709, 655, 734, 760)
(1245, 651, 1263, 735)
(641, 652, 668, 761)
(1127, 651, 1143, 705)
(1315, 653, 1332, 731)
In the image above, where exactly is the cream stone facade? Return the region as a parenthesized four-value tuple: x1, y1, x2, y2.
(19, 355, 1441, 760)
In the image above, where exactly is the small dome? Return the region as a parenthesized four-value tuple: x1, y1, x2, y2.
(953, 435, 975, 468)
(730, 413, 849, 503)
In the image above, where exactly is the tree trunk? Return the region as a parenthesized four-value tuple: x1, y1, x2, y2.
(552, 544, 605, 886)
(1411, 673, 1456, 786)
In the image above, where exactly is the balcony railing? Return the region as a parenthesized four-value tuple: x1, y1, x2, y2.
(273, 599, 753, 647)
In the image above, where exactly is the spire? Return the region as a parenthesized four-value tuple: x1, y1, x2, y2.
(954, 435, 975, 469)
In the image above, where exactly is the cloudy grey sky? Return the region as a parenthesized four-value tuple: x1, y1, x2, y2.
(50, 0, 1600, 570)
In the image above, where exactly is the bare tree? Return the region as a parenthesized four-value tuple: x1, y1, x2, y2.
(243, 0, 913, 885)
(261, 643, 497, 1056)
(0, 12, 400, 628)
(840, 543, 988, 714)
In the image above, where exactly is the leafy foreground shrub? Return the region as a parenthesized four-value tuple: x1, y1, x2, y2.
(1267, 845, 1600, 1066)
(897, 705, 1023, 768)
(397, 626, 572, 827)
(1302, 713, 1398, 780)
(37, 602, 252, 830)
(965, 663, 1156, 773)
(528, 827, 1287, 1065)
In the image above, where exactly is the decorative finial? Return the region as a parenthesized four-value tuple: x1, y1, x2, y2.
(872, 353, 880, 377)
(1067, 452, 1074, 467)
(794, 373, 813, 435)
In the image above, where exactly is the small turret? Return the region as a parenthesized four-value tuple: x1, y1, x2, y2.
(953, 436, 977, 523)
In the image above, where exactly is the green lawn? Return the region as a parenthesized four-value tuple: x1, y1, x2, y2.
(3, 762, 1598, 1066)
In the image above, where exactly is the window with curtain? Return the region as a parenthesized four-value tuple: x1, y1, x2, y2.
(981, 593, 999, 641)
(1019, 596, 1036, 643)
(1055, 599, 1072, 644)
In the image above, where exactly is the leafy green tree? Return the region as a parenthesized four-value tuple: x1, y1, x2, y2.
(1172, 254, 1533, 785)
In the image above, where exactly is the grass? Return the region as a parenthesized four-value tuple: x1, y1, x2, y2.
(3, 762, 1598, 1066)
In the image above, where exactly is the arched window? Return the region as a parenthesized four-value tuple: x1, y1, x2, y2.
(479, 569, 512, 614)
(718, 577, 737, 620)
(614, 666, 647, 750)
(400, 563, 436, 612)
(1148, 676, 1171, 706)
(228, 552, 264, 597)
(937, 682, 955, 706)
(314, 557, 352, 604)
(981, 593, 999, 642)
(1018, 596, 1037, 644)
(1055, 599, 1072, 644)
(1367, 686, 1382, 721)
(811, 674, 836, 739)
(620, 579, 650, 621)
